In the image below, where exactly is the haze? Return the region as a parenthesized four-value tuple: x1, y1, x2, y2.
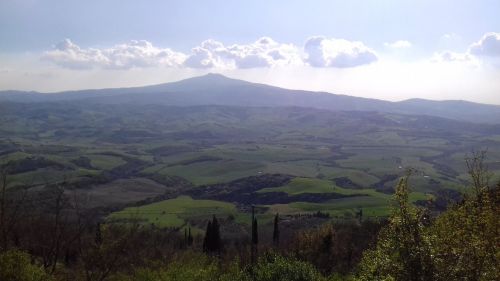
(1, 0, 499, 104)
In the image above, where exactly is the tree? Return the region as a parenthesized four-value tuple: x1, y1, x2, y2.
(465, 150, 491, 198)
(273, 213, 280, 246)
(251, 206, 258, 266)
(358, 172, 434, 281)
(0, 168, 9, 251)
(187, 227, 193, 247)
(184, 228, 187, 247)
(356, 208, 363, 223)
(358, 153, 499, 281)
(252, 217, 258, 245)
(203, 221, 212, 253)
(212, 216, 221, 252)
(428, 151, 499, 281)
(95, 223, 102, 246)
(203, 216, 221, 254)
(0, 168, 29, 252)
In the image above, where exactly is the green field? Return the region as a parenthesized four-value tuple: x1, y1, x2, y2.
(1, 102, 499, 231)
(88, 154, 127, 170)
(106, 176, 434, 230)
(109, 196, 239, 230)
(257, 177, 431, 219)
(258, 177, 336, 195)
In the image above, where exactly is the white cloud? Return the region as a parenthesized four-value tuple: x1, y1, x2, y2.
(183, 43, 219, 69)
(43, 34, 500, 71)
(183, 37, 302, 69)
(43, 38, 304, 70)
(5, 48, 500, 105)
(384, 40, 412, 48)
(42, 39, 186, 70)
(431, 50, 475, 63)
(469, 32, 500, 57)
(304, 36, 378, 68)
(431, 32, 500, 67)
(43, 37, 379, 70)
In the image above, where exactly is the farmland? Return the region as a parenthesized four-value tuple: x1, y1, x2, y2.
(1, 100, 500, 233)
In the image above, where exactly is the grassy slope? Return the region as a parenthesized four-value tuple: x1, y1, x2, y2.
(108, 196, 238, 228)
(2, 103, 500, 227)
(258, 177, 430, 217)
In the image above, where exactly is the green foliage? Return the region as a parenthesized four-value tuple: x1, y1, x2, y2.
(326, 273, 356, 281)
(357, 175, 434, 281)
(108, 252, 249, 281)
(293, 221, 382, 275)
(0, 249, 53, 281)
(108, 252, 327, 281)
(428, 184, 499, 280)
(358, 155, 499, 281)
(252, 253, 325, 281)
(149, 257, 221, 281)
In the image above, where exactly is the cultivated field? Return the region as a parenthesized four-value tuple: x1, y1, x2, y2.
(1, 102, 500, 231)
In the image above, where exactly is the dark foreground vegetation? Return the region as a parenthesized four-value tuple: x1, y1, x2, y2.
(0, 152, 498, 281)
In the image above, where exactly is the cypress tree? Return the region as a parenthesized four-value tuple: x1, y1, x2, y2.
(252, 217, 258, 245)
(273, 213, 280, 246)
(203, 221, 212, 253)
(211, 215, 221, 253)
(251, 206, 258, 265)
(203, 216, 221, 254)
(187, 227, 193, 246)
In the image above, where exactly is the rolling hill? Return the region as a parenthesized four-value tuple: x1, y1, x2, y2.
(1, 73, 500, 229)
(1, 73, 500, 123)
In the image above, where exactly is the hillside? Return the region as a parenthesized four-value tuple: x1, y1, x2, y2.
(2, 73, 500, 123)
(1, 101, 500, 223)
(2, 74, 500, 228)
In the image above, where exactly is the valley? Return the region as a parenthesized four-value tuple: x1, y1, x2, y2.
(2, 76, 500, 233)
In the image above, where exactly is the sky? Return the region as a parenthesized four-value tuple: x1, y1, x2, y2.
(0, 0, 499, 104)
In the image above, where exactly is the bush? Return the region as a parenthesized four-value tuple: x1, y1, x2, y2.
(0, 249, 53, 281)
(108, 252, 248, 281)
(252, 253, 325, 281)
(108, 252, 325, 281)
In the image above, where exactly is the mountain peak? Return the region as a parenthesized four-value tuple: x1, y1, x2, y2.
(202, 73, 228, 79)
(194, 73, 242, 83)
(161, 73, 253, 90)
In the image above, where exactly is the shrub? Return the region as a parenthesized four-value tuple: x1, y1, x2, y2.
(108, 252, 248, 281)
(252, 253, 325, 281)
(0, 249, 53, 281)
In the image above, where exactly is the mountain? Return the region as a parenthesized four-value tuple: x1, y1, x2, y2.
(1, 73, 500, 123)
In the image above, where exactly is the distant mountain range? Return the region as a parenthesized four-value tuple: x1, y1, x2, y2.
(1, 73, 500, 124)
